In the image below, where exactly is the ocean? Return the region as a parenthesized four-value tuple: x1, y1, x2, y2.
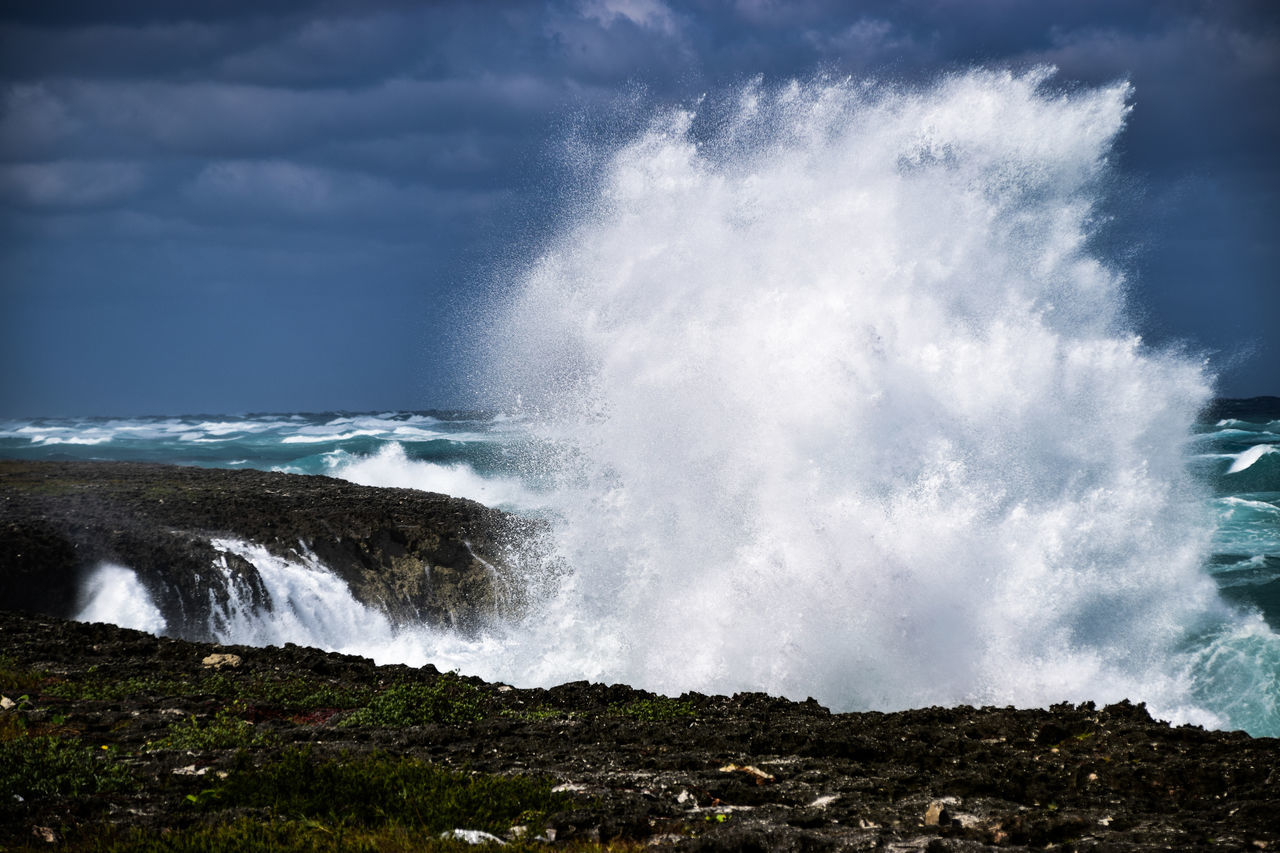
(3, 69, 1278, 736)
(3, 402, 1278, 737)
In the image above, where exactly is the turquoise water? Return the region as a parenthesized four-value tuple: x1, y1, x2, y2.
(6, 403, 1278, 630)
(0, 411, 539, 508)
(1191, 399, 1280, 630)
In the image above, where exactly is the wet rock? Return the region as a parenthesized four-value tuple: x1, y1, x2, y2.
(0, 460, 542, 637)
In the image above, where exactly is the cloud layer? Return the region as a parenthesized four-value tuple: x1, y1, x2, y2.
(1, 0, 1276, 414)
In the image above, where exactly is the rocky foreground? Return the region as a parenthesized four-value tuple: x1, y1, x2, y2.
(1, 460, 1278, 851)
(0, 611, 1276, 852)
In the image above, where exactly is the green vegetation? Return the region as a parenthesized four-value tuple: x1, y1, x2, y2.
(0, 655, 47, 695)
(149, 705, 275, 751)
(46, 671, 240, 702)
(242, 676, 368, 710)
(500, 706, 570, 722)
(0, 736, 134, 800)
(340, 673, 484, 728)
(65, 820, 642, 852)
(0, 701, 30, 741)
(45, 670, 369, 710)
(608, 697, 696, 722)
(0, 653, 712, 850)
(203, 748, 569, 833)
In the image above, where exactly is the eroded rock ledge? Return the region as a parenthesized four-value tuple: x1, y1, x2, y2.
(0, 610, 1276, 851)
(0, 460, 544, 638)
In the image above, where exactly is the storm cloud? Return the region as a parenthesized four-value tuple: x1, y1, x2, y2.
(1, 0, 1276, 414)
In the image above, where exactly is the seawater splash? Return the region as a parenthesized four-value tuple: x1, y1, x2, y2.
(483, 69, 1280, 733)
(201, 539, 512, 671)
(75, 565, 166, 635)
(326, 443, 538, 509)
(206, 538, 396, 653)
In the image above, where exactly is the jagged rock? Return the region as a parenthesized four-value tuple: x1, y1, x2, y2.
(0, 460, 548, 639)
(1, 610, 1277, 851)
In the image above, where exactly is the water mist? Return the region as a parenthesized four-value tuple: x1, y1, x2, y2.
(483, 68, 1280, 734)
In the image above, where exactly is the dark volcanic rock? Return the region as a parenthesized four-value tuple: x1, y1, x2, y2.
(1, 610, 1277, 851)
(0, 460, 547, 638)
(3, 460, 1279, 850)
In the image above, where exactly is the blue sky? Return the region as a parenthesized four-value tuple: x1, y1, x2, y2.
(1, 0, 1276, 416)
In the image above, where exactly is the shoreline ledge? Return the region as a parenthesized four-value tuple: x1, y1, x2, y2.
(1, 459, 1277, 849)
(1, 609, 1276, 850)
(0, 459, 545, 637)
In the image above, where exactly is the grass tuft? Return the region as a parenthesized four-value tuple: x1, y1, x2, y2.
(65, 818, 643, 852)
(149, 705, 275, 751)
(340, 673, 484, 728)
(203, 748, 570, 834)
(0, 735, 134, 800)
(0, 655, 47, 695)
(608, 697, 696, 722)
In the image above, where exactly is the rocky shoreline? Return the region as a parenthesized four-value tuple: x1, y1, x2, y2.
(0, 460, 544, 638)
(0, 610, 1276, 851)
(1, 460, 1278, 850)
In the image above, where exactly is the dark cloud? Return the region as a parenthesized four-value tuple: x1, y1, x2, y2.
(1, 0, 1276, 415)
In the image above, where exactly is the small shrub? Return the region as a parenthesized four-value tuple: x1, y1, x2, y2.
(202, 748, 571, 834)
(500, 706, 568, 722)
(149, 705, 274, 751)
(0, 694, 33, 741)
(0, 655, 46, 695)
(609, 697, 696, 722)
(246, 676, 368, 710)
(341, 673, 484, 728)
(0, 735, 134, 799)
(70, 817, 577, 852)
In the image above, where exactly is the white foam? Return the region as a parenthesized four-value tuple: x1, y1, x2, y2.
(390, 426, 447, 439)
(328, 443, 540, 510)
(281, 430, 382, 444)
(192, 420, 270, 435)
(473, 69, 1280, 733)
(207, 538, 396, 652)
(1227, 444, 1279, 474)
(75, 564, 167, 634)
(1217, 496, 1280, 515)
(1216, 418, 1275, 431)
(1212, 496, 1280, 553)
(202, 538, 504, 671)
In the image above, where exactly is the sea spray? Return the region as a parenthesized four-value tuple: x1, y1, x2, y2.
(482, 69, 1280, 732)
(53, 70, 1280, 735)
(75, 565, 167, 635)
(327, 442, 538, 509)
(204, 539, 398, 652)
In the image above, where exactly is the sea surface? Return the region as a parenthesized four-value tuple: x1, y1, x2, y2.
(4, 70, 1279, 735)
(3, 401, 1279, 735)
